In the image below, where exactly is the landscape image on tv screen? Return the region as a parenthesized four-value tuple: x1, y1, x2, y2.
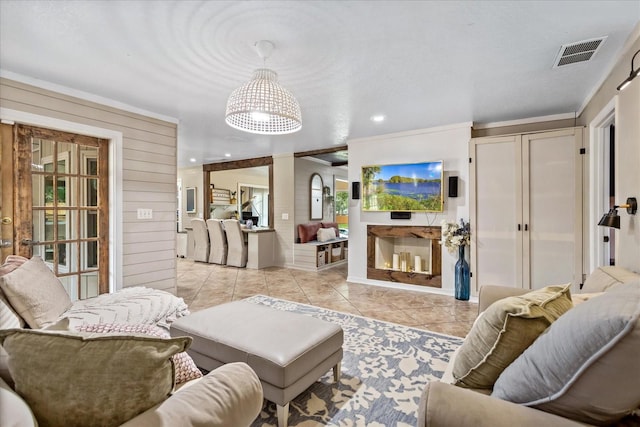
(361, 161, 443, 212)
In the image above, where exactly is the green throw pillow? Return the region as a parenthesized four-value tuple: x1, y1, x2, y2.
(452, 284, 572, 389)
(0, 328, 191, 427)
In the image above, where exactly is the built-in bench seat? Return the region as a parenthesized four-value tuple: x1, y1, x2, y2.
(293, 222, 348, 271)
(296, 221, 340, 244)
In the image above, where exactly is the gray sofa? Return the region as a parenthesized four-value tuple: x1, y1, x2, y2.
(418, 266, 640, 427)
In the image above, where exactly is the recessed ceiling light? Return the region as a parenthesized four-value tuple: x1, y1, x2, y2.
(225, 153, 231, 157)
(370, 114, 385, 123)
(189, 158, 197, 163)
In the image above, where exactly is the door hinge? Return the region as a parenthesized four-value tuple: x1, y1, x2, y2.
(579, 148, 586, 155)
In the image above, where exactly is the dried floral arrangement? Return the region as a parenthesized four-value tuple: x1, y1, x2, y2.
(441, 219, 470, 255)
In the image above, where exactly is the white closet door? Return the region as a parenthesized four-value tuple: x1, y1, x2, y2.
(523, 129, 582, 290)
(471, 135, 523, 292)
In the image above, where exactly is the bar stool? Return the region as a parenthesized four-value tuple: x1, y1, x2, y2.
(190, 218, 210, 263)
(222, 219, 247, 268)
(206, 219, 228, 265)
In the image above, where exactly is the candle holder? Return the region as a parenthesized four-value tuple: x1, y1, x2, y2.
(400, 252, 411, 272)
(414, 255, 422, 273)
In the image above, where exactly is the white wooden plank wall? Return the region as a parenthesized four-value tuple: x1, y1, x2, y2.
(0, 78, 178, 294)
(273, 155, 295, 267)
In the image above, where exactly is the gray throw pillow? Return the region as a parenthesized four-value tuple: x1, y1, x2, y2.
(492, 282, 640, 425)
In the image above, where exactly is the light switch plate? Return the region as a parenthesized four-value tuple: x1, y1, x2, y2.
(281, 213, 289, 220)
(137, 208, 153, 219)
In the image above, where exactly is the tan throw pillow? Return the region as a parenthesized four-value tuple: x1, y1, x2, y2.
(0, 255, 29, 329)
(0, 256, 72, 328)
(452, 284, 572, 389)
(493, 282, 640, 425)
(317, 227, 336, 242)
(321, 221, 340, 237)
(0, 292, 24, 329)
(76, 323, 203, 385)
(0, 328, 191, 427)
(570, 292, 603, 306)
(581, 266, 640, 293)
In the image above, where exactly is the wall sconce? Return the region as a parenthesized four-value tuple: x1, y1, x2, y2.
(598, 197, 638, 229)
(617, 49, 640, 91)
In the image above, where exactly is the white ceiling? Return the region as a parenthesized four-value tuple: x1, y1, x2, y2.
(1, 1, 639, 167)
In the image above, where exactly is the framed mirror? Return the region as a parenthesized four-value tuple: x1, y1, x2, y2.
(186, 187, 196, 213)
(238, 183, 269, 227)
(310, 173, 324, 220)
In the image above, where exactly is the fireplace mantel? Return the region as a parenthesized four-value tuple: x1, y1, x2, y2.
(367, 225, 442, 287)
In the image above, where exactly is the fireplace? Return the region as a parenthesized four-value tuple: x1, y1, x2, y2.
(367, 225, 442, 287)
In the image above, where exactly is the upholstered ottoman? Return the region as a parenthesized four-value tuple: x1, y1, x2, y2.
(170, 300, 344, 427)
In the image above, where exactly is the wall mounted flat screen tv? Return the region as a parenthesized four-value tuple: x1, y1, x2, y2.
(361, 161, 443, 212)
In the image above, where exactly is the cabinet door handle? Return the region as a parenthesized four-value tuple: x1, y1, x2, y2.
(517, 224, 521, 231)
(525, 224, 529, 231)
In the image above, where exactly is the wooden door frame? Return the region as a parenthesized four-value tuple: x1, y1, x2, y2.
(588, 99, 616, 272)
(14, 124, 110, 295)
(203, 156, 274, 229)
(0, 124, 15, 260)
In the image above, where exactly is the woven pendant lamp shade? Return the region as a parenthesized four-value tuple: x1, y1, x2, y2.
(225, 68, 302, 135)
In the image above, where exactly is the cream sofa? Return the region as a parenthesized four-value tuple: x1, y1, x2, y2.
(418, 266, 640, 427)
(1, 362, 263, 427)
(0, 255, 263, 427)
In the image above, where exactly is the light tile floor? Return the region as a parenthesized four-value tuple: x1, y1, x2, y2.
(177, 258, 478, 338)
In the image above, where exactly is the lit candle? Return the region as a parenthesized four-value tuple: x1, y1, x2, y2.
(414, 256, 422, 273)
(392, 253, 399, 270)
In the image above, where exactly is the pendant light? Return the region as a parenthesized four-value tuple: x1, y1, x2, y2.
(225, 40, 302, 135)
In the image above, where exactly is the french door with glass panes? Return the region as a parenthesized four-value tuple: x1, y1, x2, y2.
(13, 125, 109, 300)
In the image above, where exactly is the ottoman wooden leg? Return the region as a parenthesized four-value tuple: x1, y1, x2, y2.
(333, 361, 341, 382)
(277, 402, 289, 427)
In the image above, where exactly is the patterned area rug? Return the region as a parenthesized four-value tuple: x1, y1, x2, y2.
(245, 295, 463, 427)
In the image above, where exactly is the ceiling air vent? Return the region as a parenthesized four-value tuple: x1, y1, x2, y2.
(553, 36, 607, 68)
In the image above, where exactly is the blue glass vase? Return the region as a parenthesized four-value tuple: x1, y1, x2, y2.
(455, 245, 470, 301)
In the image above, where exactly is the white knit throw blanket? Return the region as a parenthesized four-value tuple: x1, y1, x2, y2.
(61, 287, 190, 331)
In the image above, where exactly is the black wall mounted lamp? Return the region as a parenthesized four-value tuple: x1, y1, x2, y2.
(617, 49, 640, 91)
(598, 197, 638, 229)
